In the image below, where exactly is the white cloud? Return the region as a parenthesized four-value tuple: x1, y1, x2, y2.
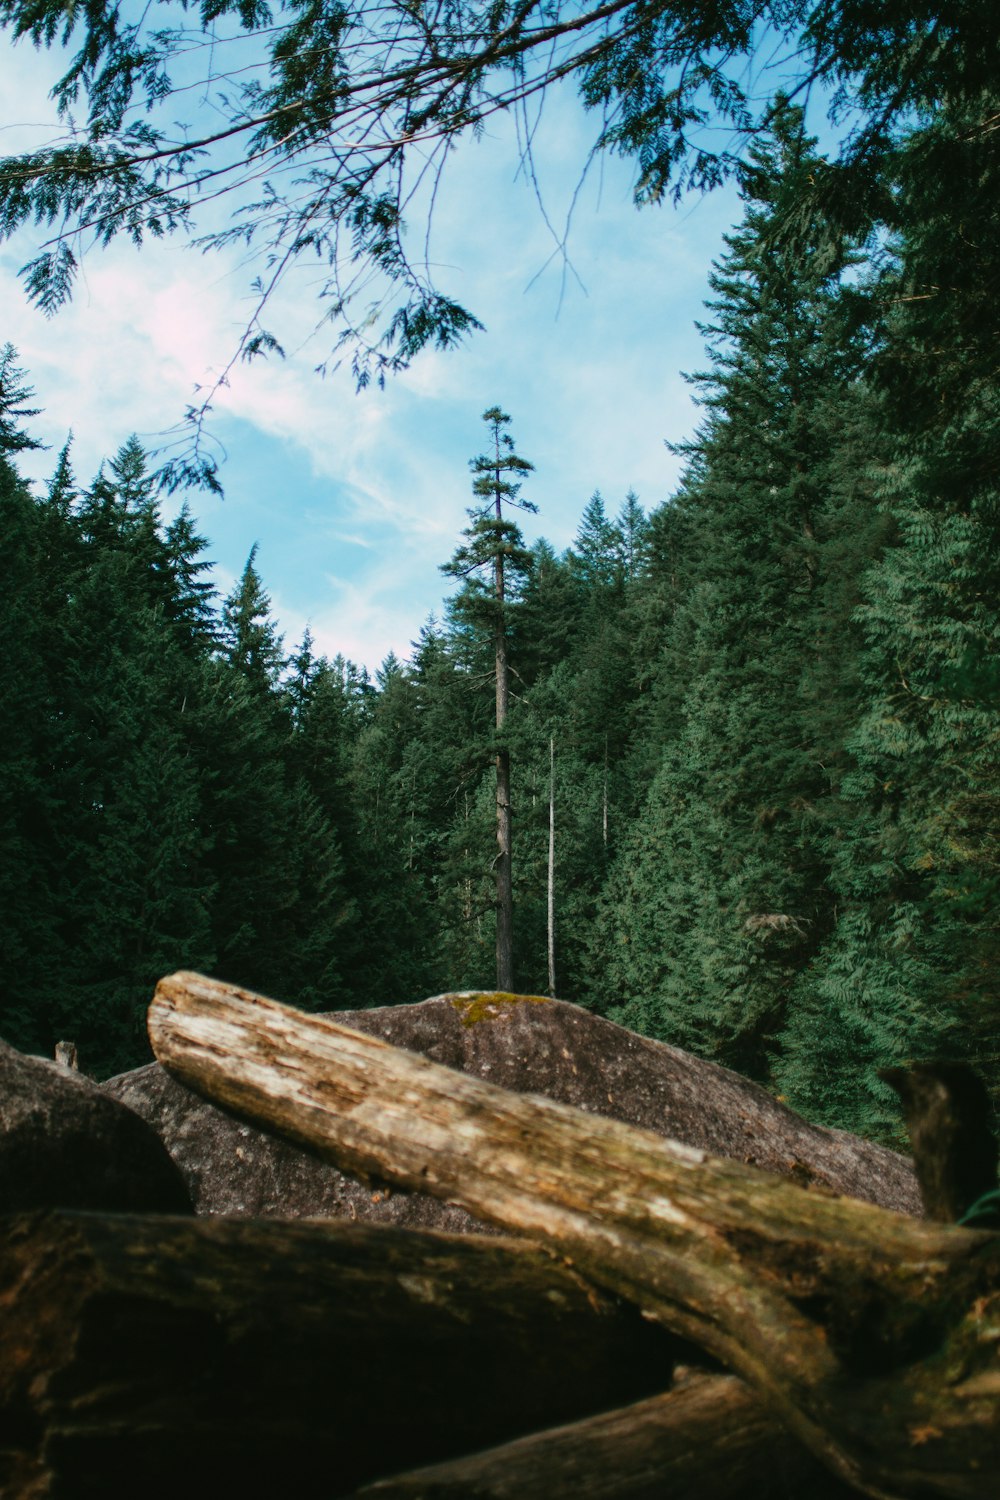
(2, 37, 738, 670)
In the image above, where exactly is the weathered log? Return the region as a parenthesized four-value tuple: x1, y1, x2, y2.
(102, 1048, 490, 1232)
(149, 973, 1000, 1500)
(105, 989, 919, 1222)
(352, 1374, 860, 1499)
(0, 1210, 686, 1497)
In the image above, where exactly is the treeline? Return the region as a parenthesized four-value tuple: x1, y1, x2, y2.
(2, 96, 998, 1139)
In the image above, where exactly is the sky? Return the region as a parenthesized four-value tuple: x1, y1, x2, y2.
(2, 28, 743, 674)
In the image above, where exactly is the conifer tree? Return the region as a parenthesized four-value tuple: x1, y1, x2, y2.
(598, 104, 882, 1077)
(221, 546, 285, 691)
(0, 343, 44, 456)
(38, 439, 219, 1071)
(0, 452, 61, 1052)
(442, 407, 535, 989)
(615, 491, 651, 583)
(163, 504, 218, 652)
(346, 653, 438, 998)
(200, 552, 297, 1000)
(777, 86, 1000, 1133)
(570, 492, 619, 591)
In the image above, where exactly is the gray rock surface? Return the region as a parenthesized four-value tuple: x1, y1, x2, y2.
(103, 992, 920, 1226)
(0, 1037, 193, 1214)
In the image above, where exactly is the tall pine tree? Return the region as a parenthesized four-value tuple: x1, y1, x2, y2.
(442, 407, 535, 989)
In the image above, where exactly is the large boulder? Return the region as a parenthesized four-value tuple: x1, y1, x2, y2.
(103, 992, 920, 1225)
(0, 1038, 193, 1214)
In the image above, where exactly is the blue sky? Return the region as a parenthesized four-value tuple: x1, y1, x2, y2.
(2, 30, 743, 673)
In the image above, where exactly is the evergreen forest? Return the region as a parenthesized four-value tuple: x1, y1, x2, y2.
(2, 95, 998, 1146)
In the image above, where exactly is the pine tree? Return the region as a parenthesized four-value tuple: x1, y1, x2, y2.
(221, 546, 285, 692)
(777, 86, 1000, 1134)
(0, 343, 45, 456)
(570, 492, 619, 592)
(163, 503, 218, 652)
(198, 553, 298, 1000)
(442, 407, 535, 989)
(0, 453, 63, 1052)
(38, 441, 219, 1072)
(598, 104, 882, 1078)
(615, 490, 651, 583)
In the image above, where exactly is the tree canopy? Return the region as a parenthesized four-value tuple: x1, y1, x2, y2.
(1, 2, 994, 481)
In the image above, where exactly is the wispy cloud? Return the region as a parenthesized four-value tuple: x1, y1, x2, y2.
(2, 39, 739, 670)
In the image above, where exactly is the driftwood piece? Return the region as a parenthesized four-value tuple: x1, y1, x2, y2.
(352, 1374, 860, 1500)
(102, 1051, 489, 1232)
(103, 990, 919, 1225)
(0, 1210, 684, 1497)
(149, 973, 1000, 1500)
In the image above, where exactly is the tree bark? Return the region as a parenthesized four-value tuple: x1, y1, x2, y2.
(0, 1209, 686, 1497)
(352, 1374, 859, 1500)
(148, 973, 1000, 1500)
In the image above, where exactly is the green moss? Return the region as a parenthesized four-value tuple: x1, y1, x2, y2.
(450, 992, 552, 1027)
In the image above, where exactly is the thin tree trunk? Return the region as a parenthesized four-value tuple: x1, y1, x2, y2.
(495, 547, 513, 990)
(495, 747, 513, 988)
(548, 735, 556, 996)
(462, 791, 473, 928)
(602, 734, 609, 847)
(149, 973, 1000, 1500)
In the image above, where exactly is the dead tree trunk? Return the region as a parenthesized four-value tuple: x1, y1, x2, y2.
(0, 1209, 684, 1496)
(494, 504, 513, 991)
(495, 743, 513, 990)
(547, 734, 556, 997)
(352, 1374, 858, 1500)
(148, 972, 1000, 1500)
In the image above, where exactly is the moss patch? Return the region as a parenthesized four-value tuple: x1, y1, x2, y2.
(450, 992, 552, 1028)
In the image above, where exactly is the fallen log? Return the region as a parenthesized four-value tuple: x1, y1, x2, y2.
(351, 1374, 859, 1500)
(0, 1210, 684, 1496)
(149, 972, 1000, 1500)
(103, 989, 919, 1223)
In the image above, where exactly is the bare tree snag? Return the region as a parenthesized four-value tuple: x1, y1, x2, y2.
(547, 733, 556, 998)
(351, 1374, 860, 1499)
(148, 973, 1000, 1500)
(0, 1210, 686, 1496)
